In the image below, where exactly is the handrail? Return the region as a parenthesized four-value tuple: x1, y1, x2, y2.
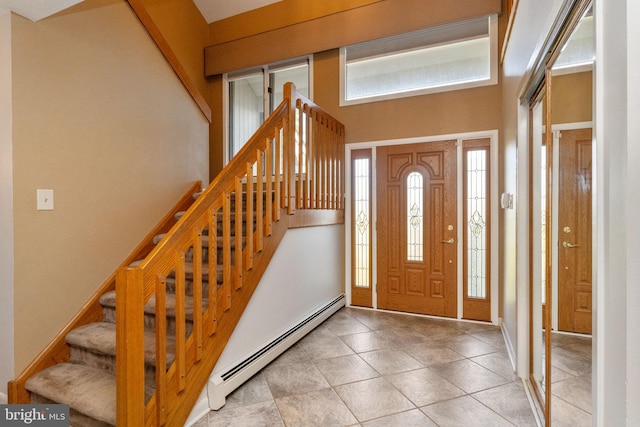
(116, 83, 345, 426)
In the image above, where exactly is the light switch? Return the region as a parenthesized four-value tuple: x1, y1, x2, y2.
(37, 189, 54, 211)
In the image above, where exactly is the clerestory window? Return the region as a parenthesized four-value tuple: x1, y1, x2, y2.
(340, 14, 497, 105)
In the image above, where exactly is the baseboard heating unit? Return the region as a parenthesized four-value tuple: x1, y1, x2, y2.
(207, 293, 346, 410)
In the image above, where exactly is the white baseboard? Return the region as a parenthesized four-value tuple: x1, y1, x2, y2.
(184, 388, 210, 427)
(0, 391, 7, 404)
(207, 294, 345, 410)
(500, 317, 517, 372)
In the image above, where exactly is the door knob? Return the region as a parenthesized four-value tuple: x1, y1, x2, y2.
(562, 241, 579, 248)
(441, 238, 455, 244)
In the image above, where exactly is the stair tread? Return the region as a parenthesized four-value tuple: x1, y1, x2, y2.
(99, 290, 210, 319)
(66, 322, 175, 367)
(153, 233, 242, 247)
(25, 363, 118, 426)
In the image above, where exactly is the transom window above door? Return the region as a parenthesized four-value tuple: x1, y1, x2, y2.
(340, 14, 497, 105)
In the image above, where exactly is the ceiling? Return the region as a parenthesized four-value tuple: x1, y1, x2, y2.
(0, 0, 281, 23)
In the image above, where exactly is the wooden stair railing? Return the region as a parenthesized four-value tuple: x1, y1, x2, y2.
(117, 82, 345, 426)
(7, 180, 204, 404)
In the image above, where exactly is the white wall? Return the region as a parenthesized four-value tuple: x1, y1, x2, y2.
(0, 9, 14, 402)
(595, 0, 640, 424)
(500, 0, 563, 376)
(213, 225, 344, 373)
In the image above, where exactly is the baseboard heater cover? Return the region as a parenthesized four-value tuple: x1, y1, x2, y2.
(207, 294, 346, 410)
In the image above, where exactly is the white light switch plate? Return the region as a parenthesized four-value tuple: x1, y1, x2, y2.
(37, 189, 54, 210)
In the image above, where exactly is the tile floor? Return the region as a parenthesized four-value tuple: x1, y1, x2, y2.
(193, 307, 539, 426)
(550, 333, 592, 426)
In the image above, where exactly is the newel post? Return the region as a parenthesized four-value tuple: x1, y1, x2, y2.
(116, 266, 146, 426)
(284, 82, 297, 214)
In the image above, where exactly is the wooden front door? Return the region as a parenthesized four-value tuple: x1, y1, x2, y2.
(558, 128, 592, 334)
(376, 140, 457, 317)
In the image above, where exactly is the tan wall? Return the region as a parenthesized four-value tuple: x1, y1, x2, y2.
(139, 0, 209, 103)
(11, 0, 209, 372)
(551, 71, 593, 124)
(314, 50, 502, 144)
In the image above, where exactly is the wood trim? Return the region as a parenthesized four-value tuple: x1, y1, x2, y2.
(288, 209, 344, 229)
(208, 0, 384, 45)
(205, 0, 502, 76)
(8, 181, 202, 404)
(126, 0, 212, 123)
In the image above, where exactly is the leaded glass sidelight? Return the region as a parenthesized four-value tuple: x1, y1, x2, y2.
(407, 172, 424, 261)
(353, 157, 371, 288)
(466, 149, 488, 298)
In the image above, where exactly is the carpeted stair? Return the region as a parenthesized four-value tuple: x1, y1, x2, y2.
(22, 191, 257, 426)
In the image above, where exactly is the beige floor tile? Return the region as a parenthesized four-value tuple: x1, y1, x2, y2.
(222, 372, 273, 409)
(335, 377, 415, 422)
(411, 322, 465, 341)
(359, 348, 423, 375)
(205, 400, 284, 427)
(434, 334, 499, 358)
(428, 359, 511, 393)
(299, 334, 355, 361)
(374, 326, 432, 347)
(275, 388, 358, 427)
(471, 351, 518, 381)
(313, 354, 379, 386)
(552, 346, 592, 377)
(552, 376, 592, 414)
(473, 381, 538, 426)
(404, 341, 465, 367)
(362, 409, 437, 426)
(386, 367, 465, 406)
(421, 395, 513, 427)
(263, 356, 330, 398)
(340, 331, 394, 353)
(551, 395, 592, 427)
(323, 312, 372, 336)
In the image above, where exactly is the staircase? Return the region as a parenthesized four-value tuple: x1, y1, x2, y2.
(8, 83, 345, 426)
(22, 191, 253, 426)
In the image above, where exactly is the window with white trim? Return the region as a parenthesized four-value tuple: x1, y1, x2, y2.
(226, 58, 311, 162)
(340, 14, 497, 105)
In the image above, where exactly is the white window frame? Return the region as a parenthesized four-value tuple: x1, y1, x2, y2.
(339, 14, 498, 106)
(223, 56, 313, 165)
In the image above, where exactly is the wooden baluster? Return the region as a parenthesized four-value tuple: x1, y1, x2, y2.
(313, 111, 321, 209)
(192, 229, 203, 361)
(297, 102, 304, 209)
(209, 209, 218, 333)
(265, 138, 273, 236)
(245, 162, 254, 270)
(155, 275, 167, 426)
(274, 128, 282, 220)
(222, 193, 231, 311)
(285, 83, 297, 214)
(175, 251, 186, 392)
(305, 105, 312, 209)
(256, 150, 264, 249)
(234, 177, 243, 290)
(116, 267, 145, 427)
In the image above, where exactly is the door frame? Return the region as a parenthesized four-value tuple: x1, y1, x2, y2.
(344, 130, 499, 324)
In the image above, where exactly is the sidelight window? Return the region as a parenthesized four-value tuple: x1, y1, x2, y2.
(465, 147, 489, 299)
